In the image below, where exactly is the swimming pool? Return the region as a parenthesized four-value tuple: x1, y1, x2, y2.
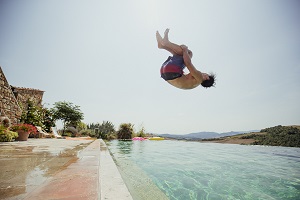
(106, 140, 300, 200)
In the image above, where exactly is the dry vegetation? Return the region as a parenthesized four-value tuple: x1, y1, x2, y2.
(201, 132, 265, 145)
(202, 125, 300, 147)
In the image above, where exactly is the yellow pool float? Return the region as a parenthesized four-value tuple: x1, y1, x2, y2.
(148, 137, 164, 140)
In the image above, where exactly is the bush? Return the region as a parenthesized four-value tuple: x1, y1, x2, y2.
(62, 132, 72, 137)
(241, 134, 258, 139)
(254, 125, 300, 147)
(117, 123, 134, 139)
(0, 125, 18, 142)
(67, 127, 78, 137)
(107, 133, 117, 140)
(88, 130, 96, 138)
(88, 121, 115, 139)
(79, 129, 92, 136)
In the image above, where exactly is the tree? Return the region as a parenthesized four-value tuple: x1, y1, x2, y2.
(98, 121, 115, 139)
(136, 126, 146, 137)
(117, 123, 134, 139)
(77, 121, 87, 132)
(51, 101, 84, 133)
(42, 108, 55, 132)
(87, 121, 115, 139)
(20, 99, 55, 132)
(20, 99, 43, 127)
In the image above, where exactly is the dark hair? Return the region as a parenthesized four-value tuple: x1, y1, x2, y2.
(201, 73, 216, 88)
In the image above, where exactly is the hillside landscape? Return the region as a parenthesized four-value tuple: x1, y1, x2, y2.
(160, 125, 300, 148)
(160, 130, 259, 140)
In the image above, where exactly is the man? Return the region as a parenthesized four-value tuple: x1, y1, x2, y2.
(156, 29, 215, 89)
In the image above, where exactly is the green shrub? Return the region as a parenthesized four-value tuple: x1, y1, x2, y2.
(79, 129, 92, 136)
(241, 134, 258, 139)
(254, 125, 300, 147)
(67, 127, 78, 137)
(88, 121, 115, 139)
(0, 125, 18, 142)
(62, 131, 72, 137)
(107, 133, 117, 140)
(88, 130, 96, 138)
(117, 123, 134, 139)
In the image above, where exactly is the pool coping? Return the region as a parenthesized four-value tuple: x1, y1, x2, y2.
(99, 139, 133, 200)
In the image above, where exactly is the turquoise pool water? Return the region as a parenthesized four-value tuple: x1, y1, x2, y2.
(106, 140, 300, 200)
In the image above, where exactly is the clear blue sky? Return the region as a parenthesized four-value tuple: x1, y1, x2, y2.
(1, 0, 299, 134)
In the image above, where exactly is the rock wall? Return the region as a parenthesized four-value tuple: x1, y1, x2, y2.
(0, 67, 22, 124)
(11, 86, 44, 110)
(0, 67, 44, 124)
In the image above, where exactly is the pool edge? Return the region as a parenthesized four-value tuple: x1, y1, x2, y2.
(99, 139, 133, 200)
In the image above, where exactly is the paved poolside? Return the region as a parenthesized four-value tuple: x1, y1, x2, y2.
(0, 138, 133, 200)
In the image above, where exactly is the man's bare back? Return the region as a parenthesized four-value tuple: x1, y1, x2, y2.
(167, 72, 203, 89)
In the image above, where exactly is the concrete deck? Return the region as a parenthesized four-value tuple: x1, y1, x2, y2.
(0, 138, 133, 200)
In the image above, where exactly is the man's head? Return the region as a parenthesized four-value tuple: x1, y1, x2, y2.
(201, 73, 216, 88)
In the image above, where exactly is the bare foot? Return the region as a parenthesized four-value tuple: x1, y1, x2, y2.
(156, 31, 163, 49)
(161, 28, 170, 46)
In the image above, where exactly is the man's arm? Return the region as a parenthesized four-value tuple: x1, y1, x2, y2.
(181, 46, 203, 82)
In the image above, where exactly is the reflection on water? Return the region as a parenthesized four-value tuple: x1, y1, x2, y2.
(107, 140, 169, 200)
(114, 140, 148, 156)
(0, 146, 37, 198)
(0, 141, 91, 199)
(107, 140, 300, 200)
(116, 140, 133, 155)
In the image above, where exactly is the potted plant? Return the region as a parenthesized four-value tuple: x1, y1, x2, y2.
(10, 124, 37, 141)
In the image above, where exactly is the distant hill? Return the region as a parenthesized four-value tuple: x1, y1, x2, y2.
(202, 125, 300, 147)
(159, 130, 259, 140)
(251, 125, 300, 147)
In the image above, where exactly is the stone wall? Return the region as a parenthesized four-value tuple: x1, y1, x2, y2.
(0, 67, 44, 124)
(11, 86, 44, 110)
(0, 67, 22, 124)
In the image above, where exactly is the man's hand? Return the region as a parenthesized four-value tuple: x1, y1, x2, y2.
(180, 45, 188, 50)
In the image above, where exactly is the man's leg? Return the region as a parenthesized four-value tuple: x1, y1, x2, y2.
(156, 29, 184, 56)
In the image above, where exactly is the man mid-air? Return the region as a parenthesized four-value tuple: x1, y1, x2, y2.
(157, 29, 215, 89)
